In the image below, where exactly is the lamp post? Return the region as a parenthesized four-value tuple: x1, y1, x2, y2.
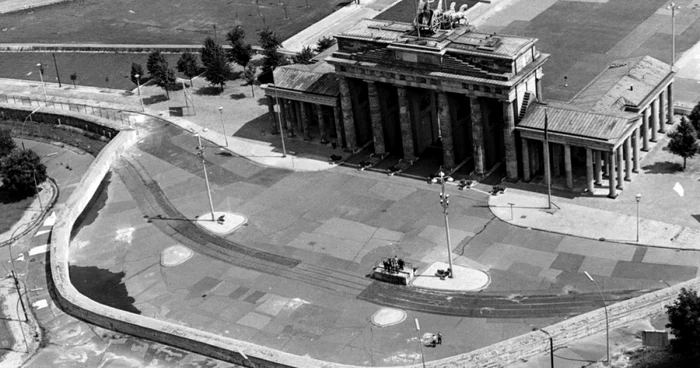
(584, 271, 609, 364)
(36, 63, 48, 103)
(7, 223, 31, 325)
(134, 73, 145, 112)
(431, 170, 455, 278)
(668, 3, 681, 67)
(270, 84, 287, 157)
(414, 318, 426, 368)
(635, 193, 641, 243)
(218, 106, 228, 147)
(532, 327, 554, 368)
(194, 133, 216, 221)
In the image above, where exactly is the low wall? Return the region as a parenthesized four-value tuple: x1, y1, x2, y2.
(45, 112, 698, 367)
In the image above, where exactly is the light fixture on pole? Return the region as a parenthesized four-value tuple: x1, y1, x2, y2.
(414, 318, 426, 368)
(36, 63, 48, 103)
(635, 193, 641, 242)
(134, 73, 145, 112)
(218, 106, 228, 147)
(431, 170, 455, 278)
(668, 3, 681, 68)
(584, 271, 609, 364)
(195, 133, 217, 221)
(532, 327, 554, 368)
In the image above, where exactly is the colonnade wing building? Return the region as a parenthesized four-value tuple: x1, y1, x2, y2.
(264, 18, 675, 197)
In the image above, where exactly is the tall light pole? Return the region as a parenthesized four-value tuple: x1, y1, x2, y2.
(270, 84, 287, 157)
(584, 271, 609, 364)
(414, 318, 426, 368)
(635, 193, 641, 242)
(532, 327, 554, 368)
(195, 134, 216, 221)
(668, 3, 681, 67)
(218, 106, 228, 147)
(36, 63, 48, 103)
(431, 170, 454, 278)
(134, 73, 145, 112)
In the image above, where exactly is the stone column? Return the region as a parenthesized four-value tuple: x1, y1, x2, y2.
(616, 146, 624, 190)
(594, 150, 602, 185)
(300, 102, 311, 140)
(284, 100, 295, 137)
(438, 92, 454, 169)
(316, 104, 328, 143)
(536, 78, 543, 101)
(552, 144, 561, 177)
(367, 81, 386, 156)
(586, 148, 594, 193)
(522, 137, 531, 182)
(543, 140, 551, 190)
(470, 96, 485, 175)
(642, 108, 650, 151)
(338, 77, 357, 150)
(659, 90, 667, 132)
(624, 137, 632, 181)
(294, 101, 303, 134)
(633, 128, 640, 173)
(564, 144, 573, 189)
(608, 150, 617, 198)
(503, 100, 518, 180)
(651, 98, 659, 142)
(397, 86, 415, 161)
(333, 104, 343, 146)
(267, 96, 278, 134)
(667, 83, 674, 128)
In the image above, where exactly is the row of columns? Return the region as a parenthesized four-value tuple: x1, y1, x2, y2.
(351, 77, 519, 179)
(266, 95, 342, 145)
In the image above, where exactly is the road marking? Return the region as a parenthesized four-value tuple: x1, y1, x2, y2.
(32, 299, 48, 310)
(28, 245, 48, 256)
(43, 212, 56, 227)
(34, 229, 51, 237)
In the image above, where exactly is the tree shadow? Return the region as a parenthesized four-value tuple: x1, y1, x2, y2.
(229, 93, 247, 100)
(195, 86, 224, 96)
(0, 188, 31, 205)
(641, 161, 684, 174)
(142, 94, 169, 105)
(69, 265, 141, 314)
(256, 97, 268, 106)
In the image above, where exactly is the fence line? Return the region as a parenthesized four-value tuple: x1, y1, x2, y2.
(0, 93, 133, 126)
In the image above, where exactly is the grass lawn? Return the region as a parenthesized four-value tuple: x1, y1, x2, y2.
(0, 0, 349, 46)
(0, 52, 183, 90)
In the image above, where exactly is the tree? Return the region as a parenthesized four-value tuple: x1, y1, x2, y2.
(176, 52, 200, 87)
(292, 46, 315, 64)
(70, 72, 77, 88)
(315, 36, 336, 53)
(0, 128, 16, 158)
(201, 37, 231, 92)
(243, 64, 256, 97)
(130, 63, 144, 86)
(146, 51, 176, 99)
(226, 26, 253, 68)
(666, 288, 700, 361)
(667, 116, 698, 169)
(0, 149, 47, 195)
(689, 101, 700, 136)
(258, 27, 287, 83)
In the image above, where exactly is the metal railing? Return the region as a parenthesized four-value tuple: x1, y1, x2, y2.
(0, 93, 134, 125)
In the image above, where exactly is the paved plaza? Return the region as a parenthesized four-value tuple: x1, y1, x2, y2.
(61, 116, 700, 365)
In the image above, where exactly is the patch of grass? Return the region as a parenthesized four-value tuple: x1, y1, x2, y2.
(0, 52, 182, 90)
(0, 0, 346, 46)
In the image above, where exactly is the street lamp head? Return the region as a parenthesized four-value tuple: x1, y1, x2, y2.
(431, 177, 438, 184)
(584, 271, 594, 282)
(36, 63, 42, 67)
(134, 73, 140, 78)
(219, 106, 223, 113)
(636, 193, 641, 202)
(446, 176, 454, 182)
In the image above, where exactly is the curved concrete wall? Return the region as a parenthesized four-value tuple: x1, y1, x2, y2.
(41, 108, 699, 367)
